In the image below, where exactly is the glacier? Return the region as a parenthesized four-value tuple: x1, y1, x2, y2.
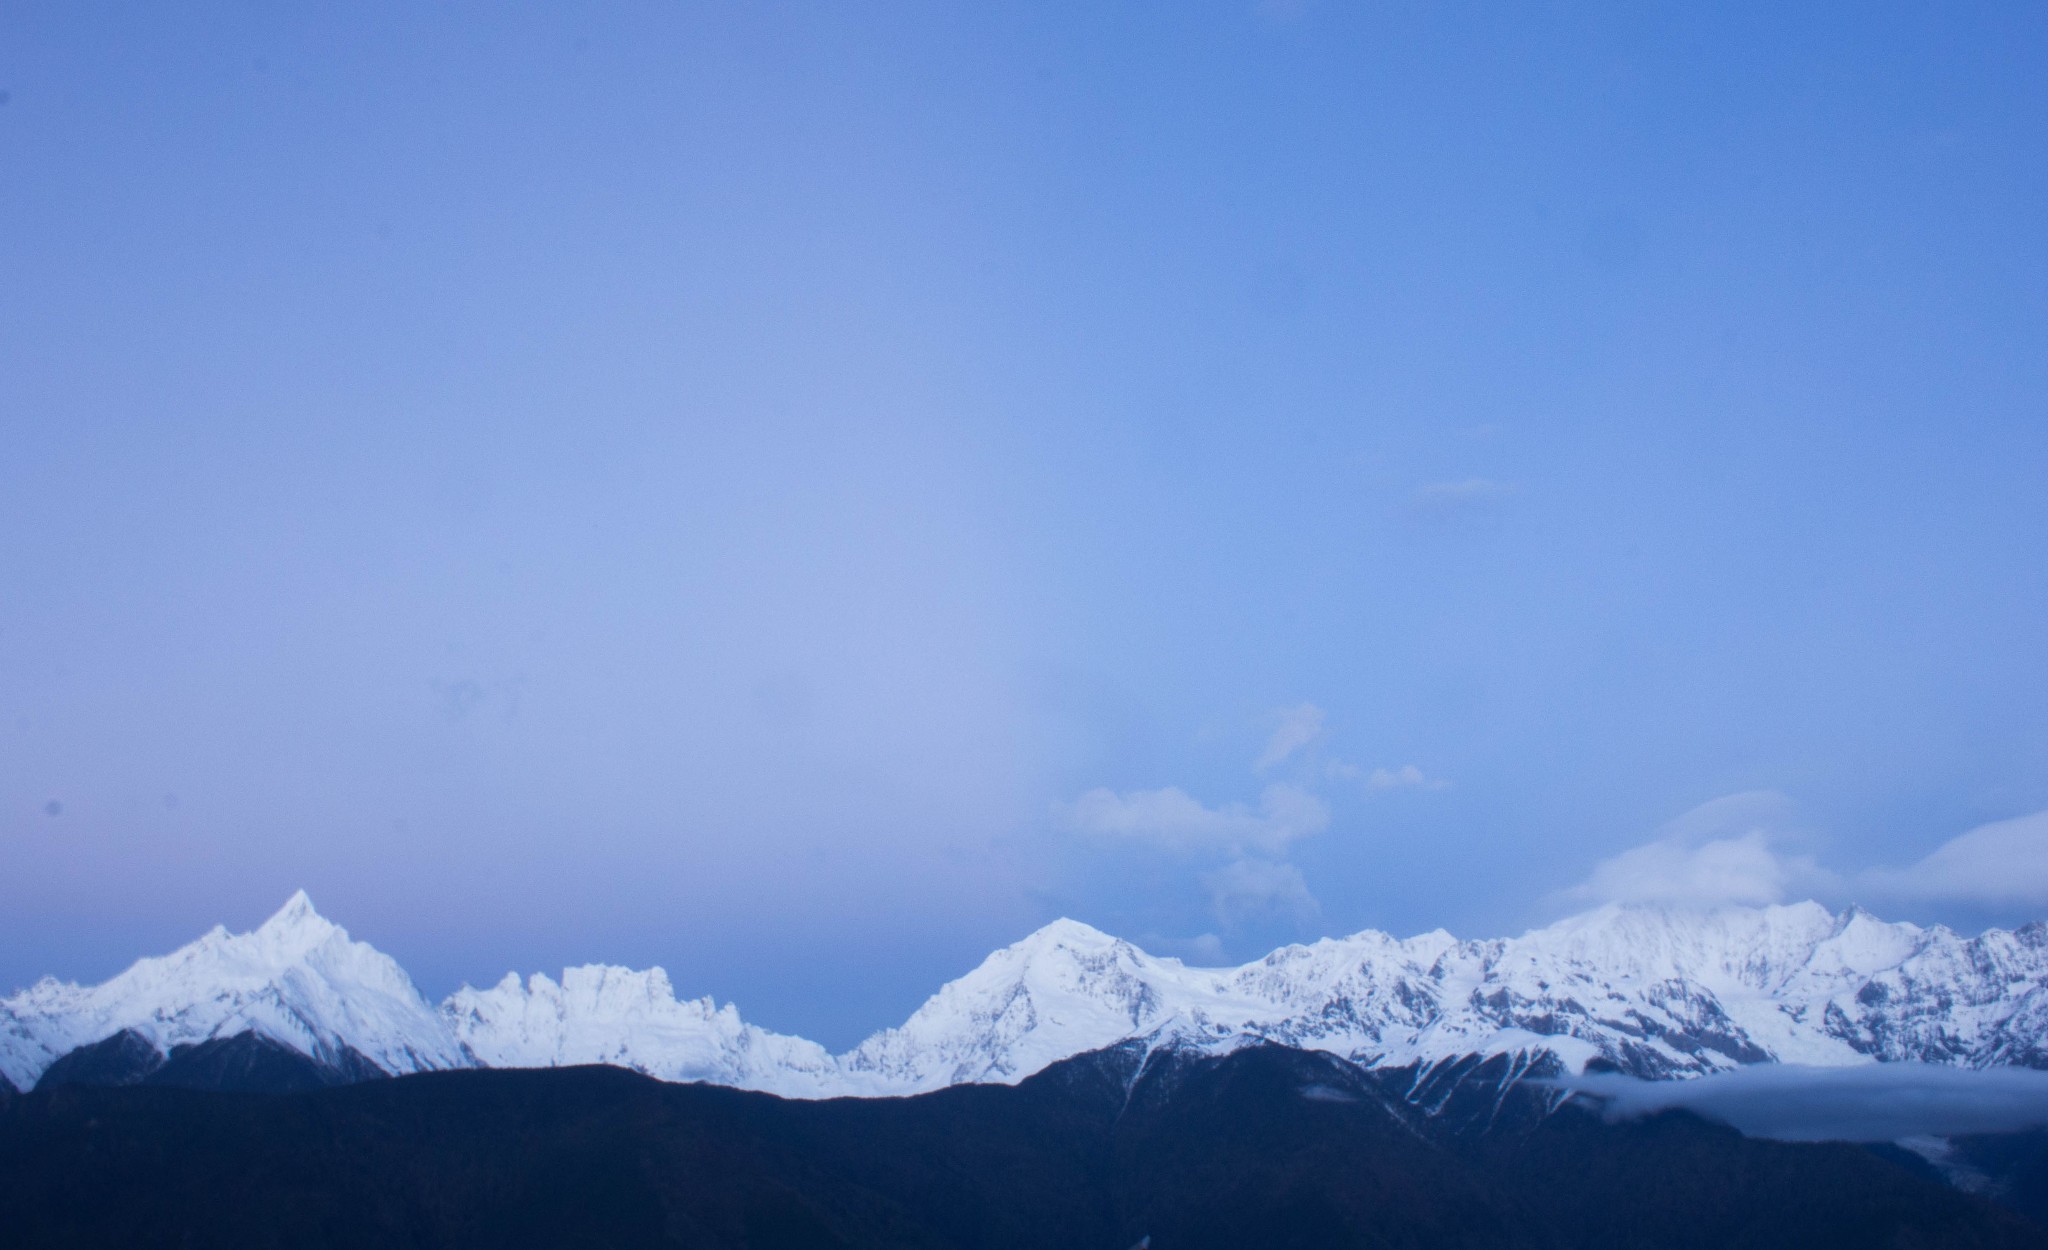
(5, 892, 2047, 1097)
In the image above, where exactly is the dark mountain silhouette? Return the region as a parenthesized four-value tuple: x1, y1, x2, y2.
(0, 1042, 2041, 1249)
(32, 1029, 167, 1089)
(31, 1027, 386, 1094)
(1948, 1131, 2048, 1228)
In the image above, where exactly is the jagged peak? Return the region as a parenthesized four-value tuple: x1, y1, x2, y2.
(1823, 901, 1921, 941)
(560, 963, 681, 998)
(1832, 900, 1916, 928)
(257, 890, 338, 939)
(14, 892, 2048, 1101)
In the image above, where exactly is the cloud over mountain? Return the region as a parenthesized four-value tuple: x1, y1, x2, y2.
(1561, 792, 2048, 916)
(1857, 810, 2048, 908)
(1558, 791, 1828, 909)
(1203, 857, 1319, 928)
(1063, 783, 1328, 857)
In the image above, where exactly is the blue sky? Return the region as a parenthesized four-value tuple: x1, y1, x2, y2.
(3, 1, 2045, 1047)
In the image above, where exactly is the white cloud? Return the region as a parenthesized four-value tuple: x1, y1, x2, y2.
(1857, 810, 2048, 908)
(1557, 790, 1826, 909)
(1072, 711, 1342, 932)
(1563, 830, 1819, 909)
(1406, 477, 1515, 521)
(1253, 783, 1331, 849)
(1204, 857, 1320, 928)
(1063, 782, 1329, 857)
(1146, 931, 1230, 965)
(1656, 790, 1800, 847)
(1255, 703, 1325, 772)
(1558, 795, 2048, 919)
(1363, 764, 1449, 792)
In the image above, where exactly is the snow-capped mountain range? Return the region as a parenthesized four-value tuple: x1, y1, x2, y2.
(5, 892, 2046, 1096)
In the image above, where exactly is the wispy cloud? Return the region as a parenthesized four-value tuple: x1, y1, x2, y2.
(1063, 783, 1329, 857)
(1555, 791, 1827, 909)
(1563, 1062, 2048, 1143)
(1255, 703, 1325, 772)
(1204, 856, 1320, 928)
(1856, 810, 2048, 908)
(1145, 931, 1230, 965)
(1563, 830, 1822, 909)
(1363, 764, 1449, 792)
(1558, 792, 2048, 915)
(1405, 477, 1515, 522)
(1071, 701, 1358, 935)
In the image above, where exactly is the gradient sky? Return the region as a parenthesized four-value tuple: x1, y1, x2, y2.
(4, 1, 2046, 1048)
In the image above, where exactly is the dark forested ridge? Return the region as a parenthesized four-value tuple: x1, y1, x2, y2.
(1, 1043, 2041, 1250)
(27, 1028, 385, 1094)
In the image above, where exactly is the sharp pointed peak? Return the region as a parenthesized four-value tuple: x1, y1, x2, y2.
(256, 889, 339, 941)
(1829, 901, 1922, 937)
(267, 887, 315, 919)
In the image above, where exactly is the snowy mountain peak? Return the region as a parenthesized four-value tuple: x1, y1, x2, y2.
(836, 917, 1231, 1093)
(445, 962, 838, 1095)
(10, 894, 2048, 1101)
(1010, 916, 1123, 951)
(1828, 901, 1913, 940)
(0, 893, 466, 1092)
(262, 888, 325, 932)
(248, 890, 344, 959)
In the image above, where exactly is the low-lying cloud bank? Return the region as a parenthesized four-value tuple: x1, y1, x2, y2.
(1562, 1062, 2048, 1142)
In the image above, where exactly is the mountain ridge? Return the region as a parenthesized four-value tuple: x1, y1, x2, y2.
(7, 893, 2048, 1097)
(5, 1043, 2042, 1249)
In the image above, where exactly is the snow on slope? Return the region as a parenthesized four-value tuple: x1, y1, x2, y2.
(838, 918, 1268, 1093)
(450, 903, 2048, 1094)
(9, 893, 2048, 1097)
(828, 902, 2048, 1091)
(445, 966, 839, 1096)
(0, 892, 467, 1091)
